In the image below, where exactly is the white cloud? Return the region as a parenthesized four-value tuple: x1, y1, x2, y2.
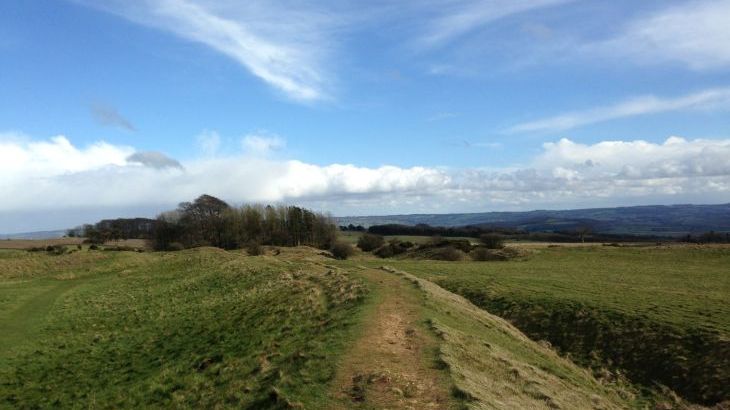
(601, 0, 730, 70)
(196, 130, 221, 156)
(1, 133, 729, 231)
(241, 134, 285, 156)
(415, 0, 571, 50)
(508, 87, 730, 133)
(82, 0, 335, 101)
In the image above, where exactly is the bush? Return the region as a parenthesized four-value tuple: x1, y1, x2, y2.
(88, 244, 99, 251)
(471, 247, 508, 261)
(374, 245, 394, 258)
(431, 246, 463, 261)
(246, 241, 263, 256)
(330, 241, 354, 260)
(446, 239, 472, 252)
(357, 233, 385, 252)
(479, 234, 504, 249)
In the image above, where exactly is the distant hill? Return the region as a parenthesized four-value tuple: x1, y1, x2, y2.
(336, 203, 730, 237)
(0, 230, 67, 240)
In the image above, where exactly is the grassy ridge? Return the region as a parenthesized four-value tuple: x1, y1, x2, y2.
(379, 266, 635, 409)
(372, 246, 730, 404)
(0, 248, 367, 408)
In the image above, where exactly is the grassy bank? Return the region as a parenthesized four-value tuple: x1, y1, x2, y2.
(368, 245, 730, 405)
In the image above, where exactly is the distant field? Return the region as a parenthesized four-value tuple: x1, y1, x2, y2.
(363, 245, 730, 404)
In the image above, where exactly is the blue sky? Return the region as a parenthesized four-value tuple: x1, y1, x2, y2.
(1, 0, 730, 232)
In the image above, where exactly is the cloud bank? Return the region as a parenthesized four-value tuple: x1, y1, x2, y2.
(2, 133, 729, 232)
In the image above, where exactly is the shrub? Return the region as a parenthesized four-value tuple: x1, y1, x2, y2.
(479, 234, 504, 249)
(446, 239, 472, 252)
(357, 233, 385, 252)
(246, 241, 263, 256)
(471, 247, 506, 261)
(331, 241, 354, 260)
(374, 245, 394, 258)
(88, 244, 99, 251)
(431, 246, 463, 261)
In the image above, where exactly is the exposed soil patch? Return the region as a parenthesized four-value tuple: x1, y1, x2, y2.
(329, 268, 454, 409)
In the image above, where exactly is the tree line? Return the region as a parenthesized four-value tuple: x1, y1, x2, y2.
(151, 195, 338, 251)
(78, 218, 157, 244)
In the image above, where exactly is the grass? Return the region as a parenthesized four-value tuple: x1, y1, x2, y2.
(359, 245, 730, 405)
(385, 267, 637, 409)
(0, 247, 368, 408)
(3, 243, 727, 407)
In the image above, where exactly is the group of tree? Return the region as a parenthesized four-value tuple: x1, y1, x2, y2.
(366, 223, 674, 243)
(79, 218, 157, 244)
(339, 224, 366, 232)
(682, 231, 730, 244)
(151, 194, 339, 252)
(367, 223, 524, 238)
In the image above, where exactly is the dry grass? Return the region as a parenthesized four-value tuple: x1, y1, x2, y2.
(0, 238, 149, 250)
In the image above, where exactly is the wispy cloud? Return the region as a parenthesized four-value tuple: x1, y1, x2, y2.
(82, 0, 335, 101)
(415, 0, 572, 50)
(598, 0, 730, 70)
(241, 133, 285, 156)
(90, 102, 136, 131)
(508, 87, 730, 134)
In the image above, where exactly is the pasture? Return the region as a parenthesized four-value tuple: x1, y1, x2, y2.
(1, 242, 727, 408)
(356, 244, 730, 404)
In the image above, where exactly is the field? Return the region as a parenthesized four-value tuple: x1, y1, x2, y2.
(1, 242, 727, 408)
(0, 238, 147, 250)
(353, 245, 730, 405)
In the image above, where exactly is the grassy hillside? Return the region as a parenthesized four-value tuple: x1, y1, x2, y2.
(367, 245, 730, 404)
(0, 248, 367, 408)
(2, 244, 724, 408)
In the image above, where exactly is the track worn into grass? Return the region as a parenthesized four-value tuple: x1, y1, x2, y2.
(329, 267, 455, 409)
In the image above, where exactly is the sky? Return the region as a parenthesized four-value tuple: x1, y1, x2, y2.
(1, 0, 730, 233)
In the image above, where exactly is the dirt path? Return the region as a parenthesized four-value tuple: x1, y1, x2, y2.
(328, 268, 454, 409)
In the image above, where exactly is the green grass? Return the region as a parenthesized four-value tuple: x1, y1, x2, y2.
(366, 246, 730, 333)
(359, 245, 730, 404)
(0, 248, 368, 408)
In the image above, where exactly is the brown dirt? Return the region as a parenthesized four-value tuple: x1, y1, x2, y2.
(328, 268, 455, 409)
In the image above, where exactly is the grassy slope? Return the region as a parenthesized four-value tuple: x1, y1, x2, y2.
(365, 246, 730, 404)
(0, 248, 367, 408)
(381, 266, 636, 409)
(3, 245, 723, 408)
